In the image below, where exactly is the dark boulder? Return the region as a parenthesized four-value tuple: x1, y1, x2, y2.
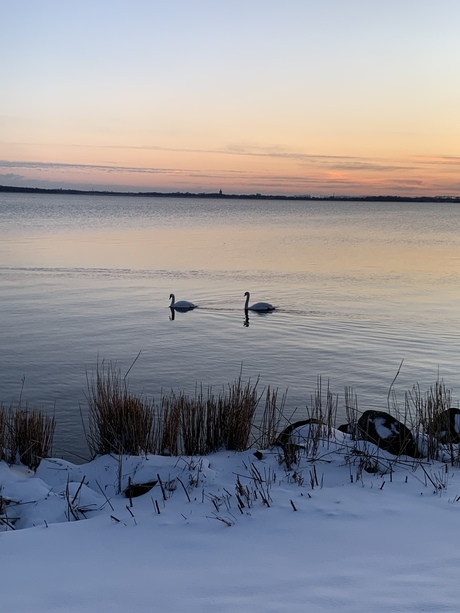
(275, 419, 320, 448)
(357, 410, 422, 458)
(275, 420, 320, 470)
(124, 480, 158, 499)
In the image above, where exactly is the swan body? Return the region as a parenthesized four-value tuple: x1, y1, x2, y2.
(244, 291, 275, 312)
(169, 293, 196, 310)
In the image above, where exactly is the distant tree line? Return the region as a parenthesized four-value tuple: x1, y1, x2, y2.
(0, 184, 459, 203)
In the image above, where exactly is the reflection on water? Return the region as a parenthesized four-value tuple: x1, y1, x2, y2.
(169, 306, 199, 320)
(243, 308, 276, 327)
(1, 193, 460, 461)
(3, 194, 460, 278)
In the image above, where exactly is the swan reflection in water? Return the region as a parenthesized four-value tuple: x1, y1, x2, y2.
(243, 307, 276, 327)
(169, 306, 198, 321)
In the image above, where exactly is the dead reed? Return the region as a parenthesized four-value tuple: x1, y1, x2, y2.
(406, 380, 455, 461)
(344, 386, 359, 435)
(307, 377, 338, 437)
(160, 387, 224, 456)
(86, 365, 460, 468)
(6, 359, 460, 469)
(254, 386, 287, 449)
(86, 365, 268, 457)
(160, 376, 263, 455)
(222, 376, 261, 451)
(0, 403, 55, 469)
(0, 408, 6, 458)
(159, 392, 182, 456)
(86, 363, 156, 457)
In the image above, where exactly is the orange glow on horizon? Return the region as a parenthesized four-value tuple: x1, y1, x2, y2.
(1, 140, 459, 197)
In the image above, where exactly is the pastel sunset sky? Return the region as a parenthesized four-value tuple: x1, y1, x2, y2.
(1, 1, 459, 196)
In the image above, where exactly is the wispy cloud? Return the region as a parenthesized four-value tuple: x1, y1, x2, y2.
(0, 140, 406, 169)
(1, 139, 454, 177)
(416, 155, 460, 167)
(0, 159, 184, 175)
(0, 150, 413, 179)
(0, 172, 24, 181)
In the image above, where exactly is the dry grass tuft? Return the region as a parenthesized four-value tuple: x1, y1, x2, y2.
(0, 408, 7, 458)
(10, 407, 56, 469)
(0, 403, 55, 469)
(160, 376, 263, 455)
(254, 386, 287, 450)
(86, 363, 155, 457)
(86, 366, 267, 457)
(9, 359, 459, 468)
(406, 380, 455, 461)
(223, 377, 261, 451)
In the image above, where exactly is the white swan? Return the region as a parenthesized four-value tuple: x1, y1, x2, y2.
(169, 293, 197, 310)
(244, 291, 275, 312)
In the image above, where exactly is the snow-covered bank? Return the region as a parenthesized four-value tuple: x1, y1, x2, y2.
(2, 431, 460, 612)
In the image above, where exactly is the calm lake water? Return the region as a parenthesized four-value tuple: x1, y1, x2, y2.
(1, 192, 460, 461)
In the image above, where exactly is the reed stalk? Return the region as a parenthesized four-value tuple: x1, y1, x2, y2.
(86, 362, 155, 457)
(0, 402, 55, 469)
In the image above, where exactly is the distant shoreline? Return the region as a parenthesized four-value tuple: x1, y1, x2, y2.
(1, 184, 459, 203)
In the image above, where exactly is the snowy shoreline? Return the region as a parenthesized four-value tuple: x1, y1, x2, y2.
(2, 428, 460, 611)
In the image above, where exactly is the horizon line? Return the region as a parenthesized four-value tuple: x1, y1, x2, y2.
(1, 184, 460, 203)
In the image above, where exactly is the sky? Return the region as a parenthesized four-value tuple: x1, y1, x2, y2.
(2, 428, 460, 611)
(1, 0, 460, 197)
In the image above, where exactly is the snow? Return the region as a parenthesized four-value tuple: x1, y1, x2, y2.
(2, 429, 460, 612)
(373, 416, 398, 439)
